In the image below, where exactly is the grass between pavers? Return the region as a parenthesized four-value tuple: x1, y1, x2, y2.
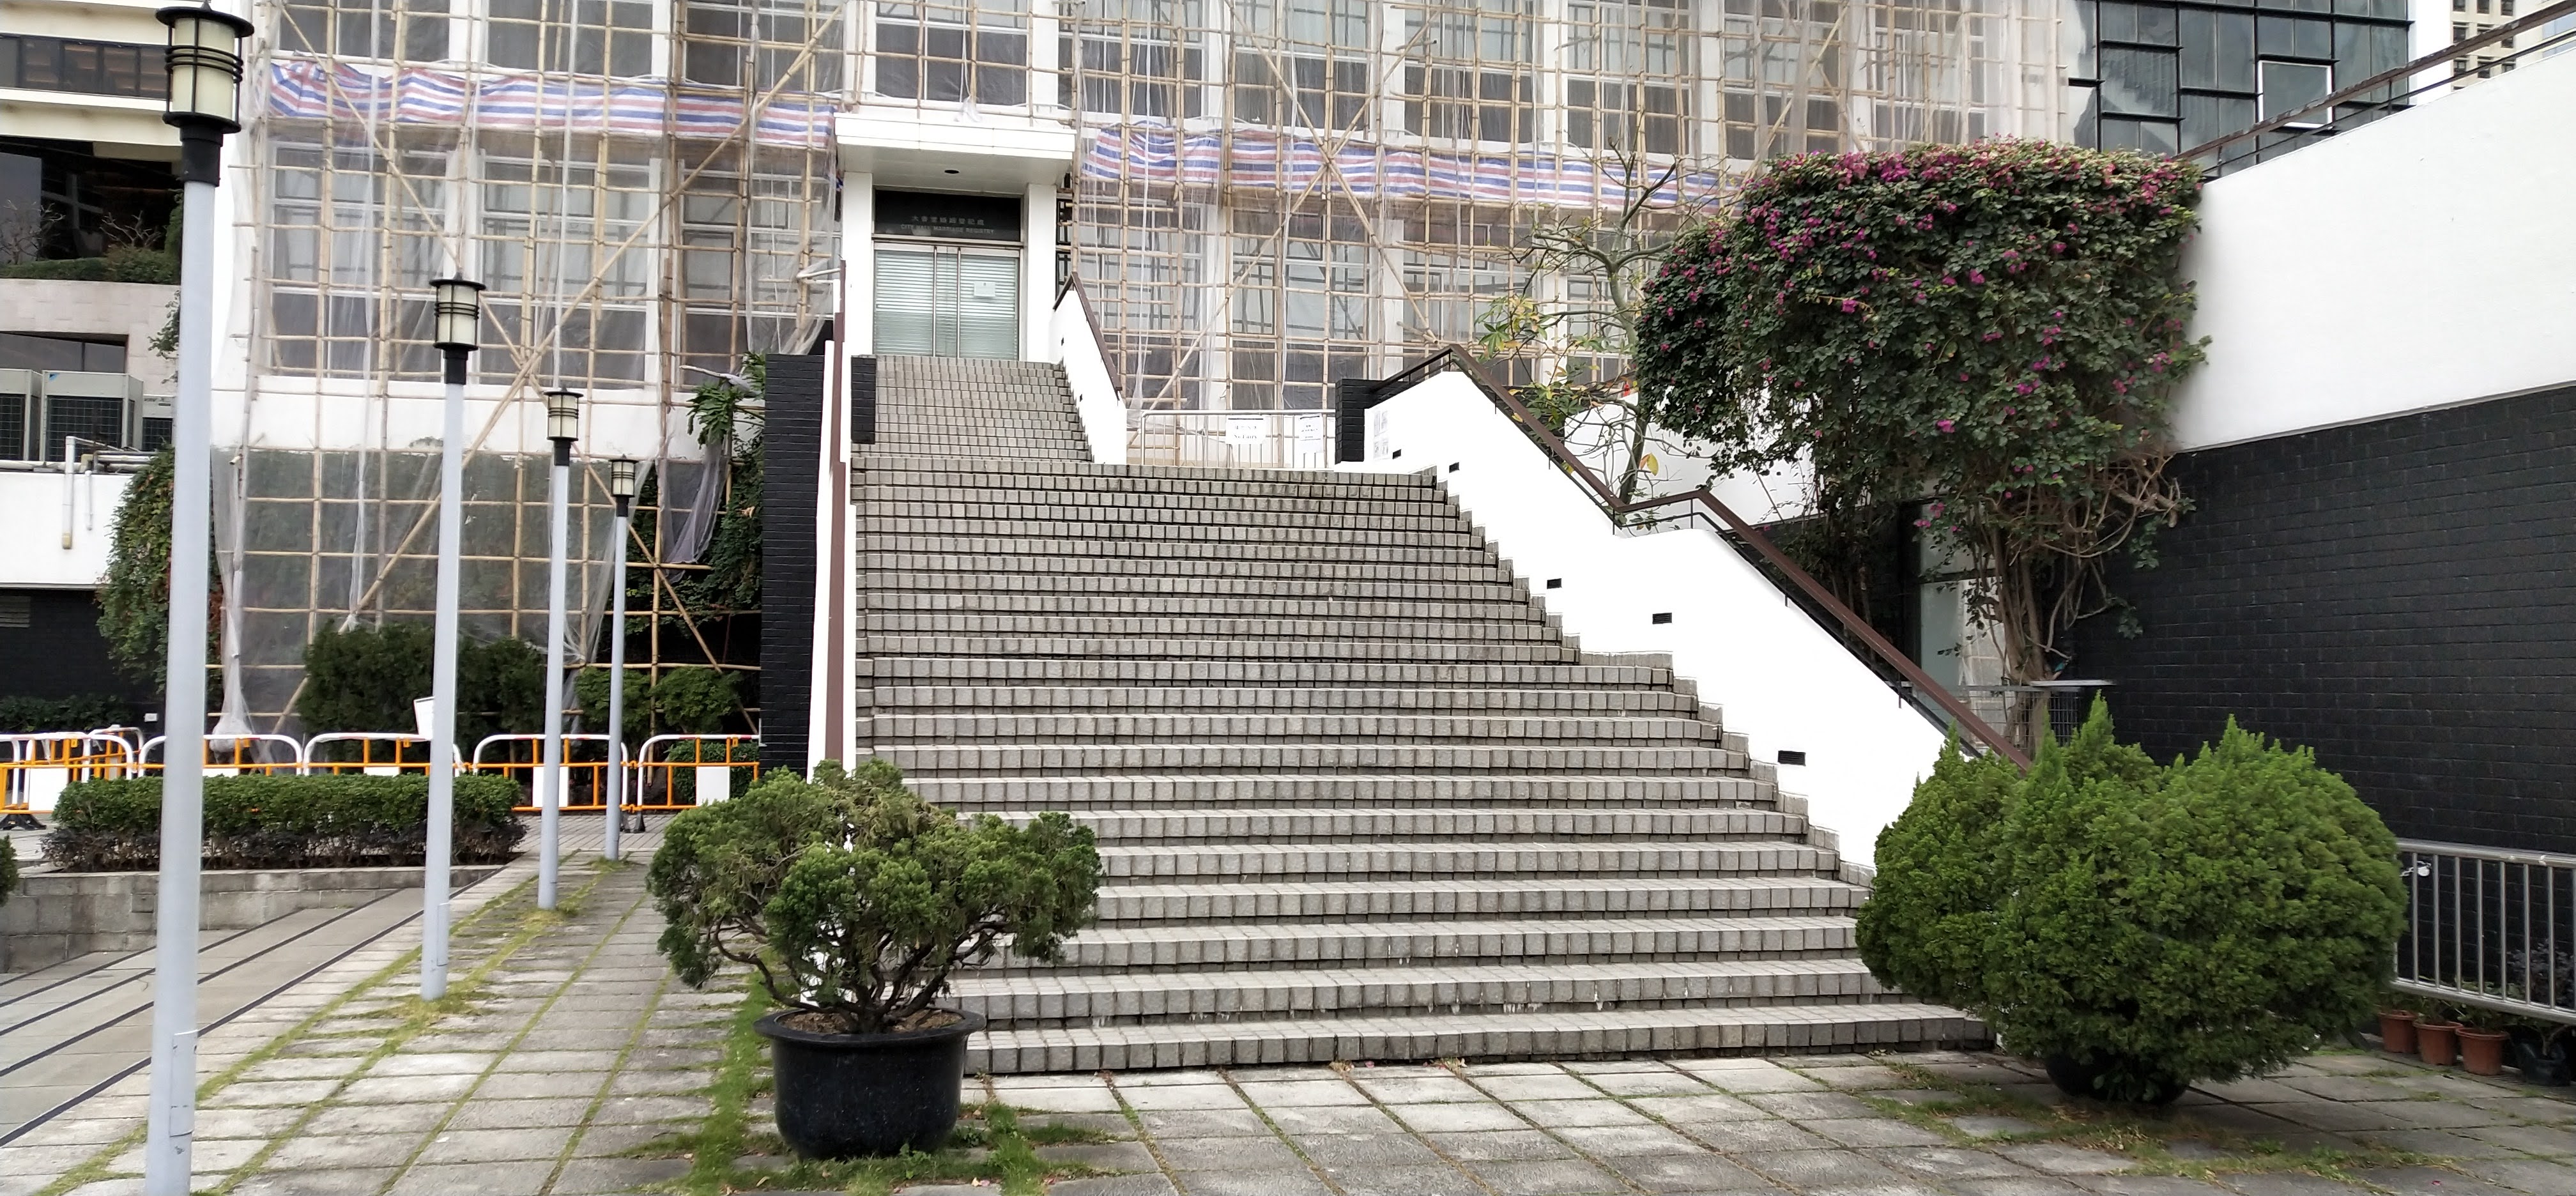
(632, 978, 1112, 1196)
(29, 871, 565, 1196)
(1851, 1057, 2443, 1183)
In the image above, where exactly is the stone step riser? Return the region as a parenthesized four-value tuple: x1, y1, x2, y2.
(863, 557, 1520, 585)
(908, 776, 1771, 807)
(861, 617, 1561, 643)
(967, 1004, 1985, 1073)
(1004, 917, 1862, 972)
(860, 638, 1583, 664)
(958, 969, 1899, 1027)
(863, 596, 1547, 621)
(976, 809, 1807, 843)
(864, 715, 1724, 742)
(868, 687, 1703, 715)
(1089, 880, 1860, 926)
(1087, 845, 1835, 882)
(859, 539, 1499, 566)
(861, 661, 1678, 687)
(864, 578, 1533, 602)
(875, 744, 1747, 776)
(860, 497, 1470, 521)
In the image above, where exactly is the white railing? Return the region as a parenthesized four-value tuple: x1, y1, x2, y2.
(2394, 839, 2576, 1025)
(1128, 410, 1333, 470)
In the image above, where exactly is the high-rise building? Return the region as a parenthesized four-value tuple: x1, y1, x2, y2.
(2065, 0, 2412, 157)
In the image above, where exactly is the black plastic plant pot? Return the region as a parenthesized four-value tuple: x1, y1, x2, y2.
(2509, 1029, 2572, 1087)
(2043, 1052, 2189, 1105)
(755, 1008, 986, 1158)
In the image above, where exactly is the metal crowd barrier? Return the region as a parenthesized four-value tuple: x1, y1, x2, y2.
(473, 733, 615, 812)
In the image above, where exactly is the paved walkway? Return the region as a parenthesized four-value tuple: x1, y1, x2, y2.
(3, 840, 2570, 1196)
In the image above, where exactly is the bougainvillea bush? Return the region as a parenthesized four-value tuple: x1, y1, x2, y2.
(1635, 140, 2206, 707)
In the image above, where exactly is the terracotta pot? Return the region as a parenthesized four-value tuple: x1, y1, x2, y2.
(2458, 1027, 2510, 1076)
(2377, 1009, 2418, 1054)
(2416, 1020, 2460, 1067)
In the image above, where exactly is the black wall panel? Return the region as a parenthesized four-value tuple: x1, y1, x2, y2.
(2066, 385, 2576, 854)
(758, 353, 825, 776)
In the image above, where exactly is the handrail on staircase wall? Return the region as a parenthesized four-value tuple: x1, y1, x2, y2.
(1054, 273, 1125, 407)
(1365, 346, 2032, 770)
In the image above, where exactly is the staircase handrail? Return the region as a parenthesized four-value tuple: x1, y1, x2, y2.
(1365, 346, 2030, 769)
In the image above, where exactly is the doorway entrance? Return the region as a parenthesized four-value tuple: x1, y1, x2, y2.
(873, 244, 1021, 358)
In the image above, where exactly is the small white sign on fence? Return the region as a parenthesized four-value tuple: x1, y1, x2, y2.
(1224, 415, 1267, 447)
(695, 764, 732, 804)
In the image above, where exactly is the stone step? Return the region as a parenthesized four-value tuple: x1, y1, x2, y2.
(859, 534, 1497, 565)
(870, 686, 1703, 716)
(872, 742, 1745, 778)
(862, 593, 1545, 622)
(861, 456, 1436, 494)
(861, 659, 1678, 689)
(995, 913, 1861, 972)
(1088, 874, 1860, 925)
(861, 636, 1581, 664)
(966, 1002, 1986, 1073)
(859, 493, 1468, 521)
(862, 553, 1520, 586)
(953, 957, 1895, 1027)
(861, 613, 1560, 645)
(859, 507, 1475, 535)
(908, 773, 1772, 809)
(1087, 840, 1833, 882)
(867, 573, 1533, 602)
(864, 712, 1724, 747)
(977, 807, 1806, 845)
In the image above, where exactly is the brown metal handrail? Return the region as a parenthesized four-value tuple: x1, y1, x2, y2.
(2181, 0, 2576, 170)
(1054, 272, 1126, 406)
(1378, 346, 2031, 769)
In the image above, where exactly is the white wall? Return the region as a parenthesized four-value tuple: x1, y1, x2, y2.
(1347, 372, 1949, 870)
(1050, 285, 1127, 465)
(2168, 50, 2576, 451)
(0, 280, 181, 392)
(0, 468, 132, 589)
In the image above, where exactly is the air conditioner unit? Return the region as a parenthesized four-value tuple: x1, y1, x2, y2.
(0, 369, 33, 461)
(133, 394, 174, 452)
(38, 371, 144, 459)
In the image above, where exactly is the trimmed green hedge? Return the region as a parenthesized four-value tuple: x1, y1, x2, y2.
(42, 775, 525, 871)
(0, 837, 19, 906)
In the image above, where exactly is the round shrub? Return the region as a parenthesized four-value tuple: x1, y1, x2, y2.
(1, 837, 19, 907)
(1860, 702, 2404, 1101)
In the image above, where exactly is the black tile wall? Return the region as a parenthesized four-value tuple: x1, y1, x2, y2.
(759, 353, 825, 776)
(2066, 385, 2576, 854)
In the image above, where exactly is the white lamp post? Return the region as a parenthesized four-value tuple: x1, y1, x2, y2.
(147, 5, 249, 1194)
(421, 276, 482, 1000)
(604, 457, 638, 862)
(537, 389, 579, 909)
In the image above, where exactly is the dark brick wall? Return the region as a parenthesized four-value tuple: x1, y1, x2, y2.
(2066, 384, 2576, 854)
(759, 353, 825, 776)
(0, 587, 150, 709)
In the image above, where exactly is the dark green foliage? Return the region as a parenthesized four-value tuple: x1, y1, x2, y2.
(456, 636, 545, 747)
(299, 622, 434, 733)
(648, 760, 1101, 1034)
(96, 447, 217, 686)
(1855, 733, 2020, 1009)
(574, 666, 741, 739)
(1859, 702, 2404, 1101)
(40, 774, 524, 871)
(298, 625, 547, 746)
(0, 838, 18, 907)
(0, 694, 138, 733)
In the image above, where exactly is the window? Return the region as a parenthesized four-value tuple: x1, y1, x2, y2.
(1566, 0, 1689, 155)
(265, 138, 447, 379)
(2258, 59, 2331, 123)
(0, 594, 28, 630)
(1230, 0, 1370, 130)
(1403, 0, 1537, 144)
(2501, 0, 2514, 14)
(2455, 21, 2469, 40)
(0, 332, 125, 372)
(277, 0, 446, 61)
(684, 0, 846, 93)
(0, 36, 167, 98)
(875, 1, 1029, 106)
(2099, 47, 2180, 117)
(1072, 0, 1205, 119)
(2453, 0, 2464, 10)
(489, 0, 653, 76)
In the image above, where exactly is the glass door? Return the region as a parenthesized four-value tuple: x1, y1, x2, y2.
(874, 243, 1020, 358)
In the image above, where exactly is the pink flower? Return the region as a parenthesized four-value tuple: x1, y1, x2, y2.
(1935, 419, 1956, 433)
(1968, 270, 1987, 284)
(1841, 299, 1859, 313)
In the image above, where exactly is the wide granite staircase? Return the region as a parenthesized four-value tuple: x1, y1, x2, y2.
(855, 355, 1977, 1073)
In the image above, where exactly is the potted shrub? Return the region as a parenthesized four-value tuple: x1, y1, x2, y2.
(2415, 1002, 2462, 1067)
(1860, 702, 2406, 1103)
(2376, 1006, 2419, 1055)
(648, 762, 1098, 1158)
(2503, 1018, 2570, 1086)
(2457, 1022, 2510, 1075)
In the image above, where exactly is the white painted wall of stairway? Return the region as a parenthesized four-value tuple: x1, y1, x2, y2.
(1346, 370, 1947, 871)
